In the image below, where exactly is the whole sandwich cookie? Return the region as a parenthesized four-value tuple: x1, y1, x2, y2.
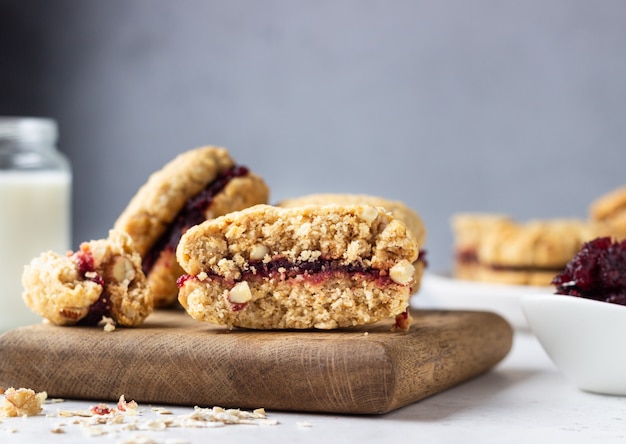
(114, 146, 269, 307)
(451, 213, 515, 281)
(452, 214, 598, 286)
(589, 185, 626, 241)
(176, 204, 419, 330)
(22, 230, 153, 327)
(279, 193, 427, 292)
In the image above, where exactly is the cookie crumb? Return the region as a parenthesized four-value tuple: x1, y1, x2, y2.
(0, 387, 47, 417)
(4, 390, 277, 439)
(118, 394, 139, 414)
(100, 316, 117, 332)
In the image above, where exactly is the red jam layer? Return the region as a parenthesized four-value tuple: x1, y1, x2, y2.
(143, 165, 250, 273)
(455, 248, 478, 265)
(243, 257, 394, 286)
(178, 256, 415, 289)
(456, 248, 562, 273)
(72, 249, 110, 326)
(490, 264, 564, 273)
(552, 237, 626, 305)
(418, 249, 428, 268)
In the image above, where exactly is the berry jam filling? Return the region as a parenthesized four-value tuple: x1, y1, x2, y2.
(418, 249, 428, 268)
(455, 248, 478, 265)
(72, 249, 110, 325)
(245, 257, 395, 285)
(552, 237, 626, 305)
(90, 404, 113, 415)
(456, 248, 562, 273)
(74, 250, 104, 286)
(143, 165, 250, 274)
(178, 257, 408, 289)
(490, 264, 564, 273)
(393, 310, 411, 331)
(229, 302, 247, 312)
(78, 293, 112, 326)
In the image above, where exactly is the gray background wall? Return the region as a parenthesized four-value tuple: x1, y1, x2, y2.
(1, 0, 625, 272)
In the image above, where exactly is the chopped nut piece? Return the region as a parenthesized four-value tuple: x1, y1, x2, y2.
(250, 244, 270, 260)
(389, 259, 414, 285)
(59, 307, 88, 322)
(110, 256, 136, 283)
(360, 206, 379, 224)
(228, 281, 252, 304)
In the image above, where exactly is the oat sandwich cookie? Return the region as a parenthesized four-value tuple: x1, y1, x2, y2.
(452, 214, 597, 286)
(451, 213, 515, 281)
(176, 204, 419, 330)
(113, 146, 269, 307)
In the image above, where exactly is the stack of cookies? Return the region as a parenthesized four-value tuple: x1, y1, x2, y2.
(451, 186, 626, 286)
(22, 146, 426, 331)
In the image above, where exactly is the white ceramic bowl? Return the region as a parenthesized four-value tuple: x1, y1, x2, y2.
(522, 293, 626, 395)
(414, 272, 551, 330)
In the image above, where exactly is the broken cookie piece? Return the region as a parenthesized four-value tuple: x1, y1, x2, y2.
(0, 388, 47, 417)
(113, 146, 269, 307)
(279, 193, 427, 292)
(176, 204, 419, 330)
(22, 230, 153, 327)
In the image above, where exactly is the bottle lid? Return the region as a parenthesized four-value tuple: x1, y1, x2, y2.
(0, 117, 58, 144)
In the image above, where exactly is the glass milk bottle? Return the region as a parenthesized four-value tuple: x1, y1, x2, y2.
(0, 117, 71, 331)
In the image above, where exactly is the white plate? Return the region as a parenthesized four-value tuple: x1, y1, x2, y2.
(411, 272, 552, 330)
(522, 294, 626, 395)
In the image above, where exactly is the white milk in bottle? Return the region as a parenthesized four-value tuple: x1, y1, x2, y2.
(0, 117, 71, 331)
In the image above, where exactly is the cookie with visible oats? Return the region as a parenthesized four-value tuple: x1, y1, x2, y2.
(279, 193, 427, 292)
(452, 214, 599, 286)
(176, 204, 419, 330)
(22, 230, 153, 327)
(451, 213, 515, 281)
(113, 146, 269, 307)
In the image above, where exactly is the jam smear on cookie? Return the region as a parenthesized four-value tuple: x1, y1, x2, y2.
(178, 256, 416, 292)
(143, 166, 250, 274)
(74, 249, 104, 286)
(552, 237, 626, 305)
(245, 257, 394, 286)
(71, 248, 111, 325)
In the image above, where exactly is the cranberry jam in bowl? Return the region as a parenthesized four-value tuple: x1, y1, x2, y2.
(522, 237, 626, 395)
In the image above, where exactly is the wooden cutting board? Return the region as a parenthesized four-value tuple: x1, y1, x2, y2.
(0, 309, 512, 415)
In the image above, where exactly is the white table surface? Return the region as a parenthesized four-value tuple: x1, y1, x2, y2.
(1, 328, 625, 444)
